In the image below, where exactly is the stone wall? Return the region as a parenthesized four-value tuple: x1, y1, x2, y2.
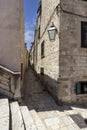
(58, 0, 87, 104)
(20, 1, 28, 81)
(0, 65, 21, 99)
(35, 0, 60, 99)
(33, 0, 87, 104)
(41, 0, 60, 36)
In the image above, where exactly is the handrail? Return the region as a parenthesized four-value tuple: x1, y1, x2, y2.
(0, 65, 21, 75)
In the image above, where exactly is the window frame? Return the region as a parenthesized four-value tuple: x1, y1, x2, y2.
(76, 81, 87, 95)
(41, 41, 45, 58)
(38, 26, 40, 39)
(40, 67, 44, 75)
(81, 21, 87, 48)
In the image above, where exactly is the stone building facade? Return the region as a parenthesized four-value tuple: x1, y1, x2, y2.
(0, 0, 28, 99)
(30, 0, 87, 104)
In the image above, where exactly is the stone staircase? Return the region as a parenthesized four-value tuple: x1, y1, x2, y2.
(0, 98, 87, 130)
(0, 99, 47, 130)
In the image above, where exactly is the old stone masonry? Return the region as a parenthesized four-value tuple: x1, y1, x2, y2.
(30, 0, 87, 104)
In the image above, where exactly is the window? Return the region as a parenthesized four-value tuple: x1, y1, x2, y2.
(40, 68, 44, 75)
(21, 63, 23, 80)
(76, 81, 87, 94)
(81, 22, 87, 48)
(41, 41, 44, 58)
(36, 43, 38, 63)
(38, 26, 40, 39)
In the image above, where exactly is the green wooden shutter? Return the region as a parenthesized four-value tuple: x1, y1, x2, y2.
(76, 82, 81, 94)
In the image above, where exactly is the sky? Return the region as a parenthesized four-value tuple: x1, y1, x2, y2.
(23, 0, 39, 50)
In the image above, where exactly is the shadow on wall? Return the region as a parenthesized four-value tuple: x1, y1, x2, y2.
(25, 66, 68, 105)
(37, 74, 58, 101)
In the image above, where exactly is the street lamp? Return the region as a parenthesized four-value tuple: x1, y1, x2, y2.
(48, 23, 57, 41)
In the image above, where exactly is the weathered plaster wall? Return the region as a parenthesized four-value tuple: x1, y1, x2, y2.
(0, 0, 21, 72)
(0, 0, 27, 99)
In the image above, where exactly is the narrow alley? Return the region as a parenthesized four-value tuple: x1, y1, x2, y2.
(21, 66, 87, 130)
(21, 66, 58, 111)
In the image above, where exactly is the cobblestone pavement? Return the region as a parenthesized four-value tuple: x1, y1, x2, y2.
(21, 67, 87, 130)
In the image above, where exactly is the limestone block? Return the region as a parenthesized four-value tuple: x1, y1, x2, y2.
(1, 80, 9, 86)
(0, 75, 9, 83)
(0, 88, 13, 98)
(0, 83, 9, 91)
(10, 102, 24, 130)
(20, 106, 37, 130)
(14, 77, 21, 99)
(0, 99, 9, 130)
(30, 110, 46, 130)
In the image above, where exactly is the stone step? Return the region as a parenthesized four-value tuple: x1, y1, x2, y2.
(30, 110, 47, 130)
(10, 102, 24, 130)
(0, 99, 9, 130)
(20, 106, 37, 130)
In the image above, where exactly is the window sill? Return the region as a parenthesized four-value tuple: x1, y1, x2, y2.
(76, 93, 87, 96)
(81, 46, 87, 48)
(79, 47, 87, 52)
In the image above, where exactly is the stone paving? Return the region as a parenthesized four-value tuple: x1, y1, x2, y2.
(21, 67, 87, 130)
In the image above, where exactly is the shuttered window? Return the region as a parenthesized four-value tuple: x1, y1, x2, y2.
(76, 82, 87, 94)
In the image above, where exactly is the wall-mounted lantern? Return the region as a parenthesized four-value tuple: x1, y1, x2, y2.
(48, 23, 57, 41)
